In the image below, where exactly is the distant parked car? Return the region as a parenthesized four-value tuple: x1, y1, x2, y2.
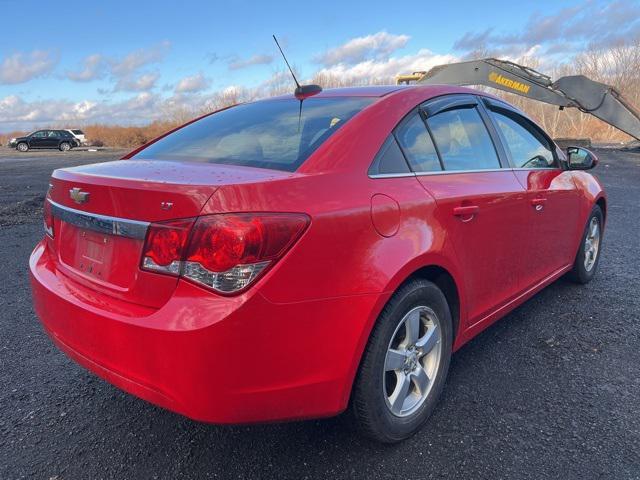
(65, 129, 87, 145)
(9, 130, 80, 152)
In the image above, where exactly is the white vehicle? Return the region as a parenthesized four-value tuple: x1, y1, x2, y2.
(65, 129, 87, 145)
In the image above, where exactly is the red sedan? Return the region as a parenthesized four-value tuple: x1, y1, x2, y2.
(30, 85, 605, 442)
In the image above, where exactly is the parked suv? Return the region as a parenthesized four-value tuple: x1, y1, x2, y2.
(65, 129, 87, 145)
(9, 130, 80, 152)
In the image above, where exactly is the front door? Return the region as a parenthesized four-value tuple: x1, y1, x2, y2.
(29, 130, 47, 148)
(483, 101, 581, 287)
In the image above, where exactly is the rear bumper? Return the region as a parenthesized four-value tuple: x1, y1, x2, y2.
(29, 240, 384, 423)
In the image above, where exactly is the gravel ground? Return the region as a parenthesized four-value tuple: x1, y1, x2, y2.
(0, 147, 639, 479)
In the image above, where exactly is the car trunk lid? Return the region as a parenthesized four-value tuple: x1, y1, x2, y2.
(47, 159, 291, 308)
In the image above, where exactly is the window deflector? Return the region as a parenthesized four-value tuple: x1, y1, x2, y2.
(421, 95, 478, 118)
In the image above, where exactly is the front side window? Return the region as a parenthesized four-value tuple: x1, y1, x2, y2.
(31, 131, 46, 138)
(394, 112, 441, 173)
(427, 107, 500, 171)
(489, 110, 556, 168)
(134, 97, 373, 171)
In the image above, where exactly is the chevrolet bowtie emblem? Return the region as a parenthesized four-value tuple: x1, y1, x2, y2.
(69, 187, 90, 204)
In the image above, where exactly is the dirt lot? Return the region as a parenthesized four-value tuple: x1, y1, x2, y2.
(0, 147, 639, 479)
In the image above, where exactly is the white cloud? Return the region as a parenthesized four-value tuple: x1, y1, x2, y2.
(114, 72, 160, 92)
(0, 50, 58, 84)
(316, 48, 458, 83)
(315, 32, 410, 67)
(174, 73, 210, 93)
(0, 95, 95, 125)
(228, 54, 274, 70)
(454, 0, 640, 53)
(110, 41, 171, 77)
(66, 54, 105, 82)
(0, 92, 165, 130)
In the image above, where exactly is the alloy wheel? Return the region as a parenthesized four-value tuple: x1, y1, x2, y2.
(584, 216, 600, 272)
(383, 306, 442, 417)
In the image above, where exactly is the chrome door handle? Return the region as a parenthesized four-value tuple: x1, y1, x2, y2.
(453, 205, 479, 222)
(453, 205, 480, 216)
(531, 198, 547, 211)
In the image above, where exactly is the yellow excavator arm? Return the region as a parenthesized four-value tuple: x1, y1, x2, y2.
(397, 58, 640, 141)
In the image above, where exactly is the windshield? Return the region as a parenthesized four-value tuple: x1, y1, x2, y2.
(133, 97, 373, 171)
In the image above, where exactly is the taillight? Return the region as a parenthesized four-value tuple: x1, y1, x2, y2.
(141, 219, 193, 275)
(43, 199, 54, 237)
(141, 213, 309, 294)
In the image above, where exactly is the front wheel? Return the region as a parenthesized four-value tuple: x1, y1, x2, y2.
(567, 205, 603, 284)
(16, 142, 28, 152)
(59, 142, 71, 152)
(351, 279, 452, 443)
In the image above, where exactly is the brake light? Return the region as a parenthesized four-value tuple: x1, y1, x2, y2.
(141, 219, 193, 275)
(141, 213, 309, 294)
(43, 199, 54, 237)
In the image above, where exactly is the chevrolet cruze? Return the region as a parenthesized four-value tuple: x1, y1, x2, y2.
(30, 85, 605, 442)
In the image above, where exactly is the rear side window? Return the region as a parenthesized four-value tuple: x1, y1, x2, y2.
(368, 135, 411, 175)
(72, 130, 84, 135)
(489, 110, 556, 168)
(134, 97, 373, 171)
(394, 112, 441, 172)
(427, 108, 500, 171)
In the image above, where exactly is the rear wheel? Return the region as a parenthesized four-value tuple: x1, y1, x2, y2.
(568, 205, 603, 284)
(59, 142, 71, 152)
(351, 279, 452, 443)
(17, 142, 28, 152)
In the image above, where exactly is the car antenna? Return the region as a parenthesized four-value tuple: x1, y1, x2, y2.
(272, 35, 322, 99)
(272, 35, 322, 132)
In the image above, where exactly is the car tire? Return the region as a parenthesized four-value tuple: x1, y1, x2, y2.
(17, 142, 28, 152)
(567, 205, 603, 284)
(351, 278, 452, 443)
(59, 142, 71, 152)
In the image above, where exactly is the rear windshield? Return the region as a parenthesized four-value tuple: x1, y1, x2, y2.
(133, 97, 373, 171)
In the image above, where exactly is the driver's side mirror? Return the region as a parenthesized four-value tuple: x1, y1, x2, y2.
(566, 147, 598, 170)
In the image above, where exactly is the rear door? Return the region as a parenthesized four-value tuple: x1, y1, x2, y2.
(482, 98, 581, 286)
(398, 95, 529, 325)
(44, 130, 60, 148)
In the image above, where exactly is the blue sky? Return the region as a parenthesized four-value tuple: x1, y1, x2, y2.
(0, 0, 638, 131)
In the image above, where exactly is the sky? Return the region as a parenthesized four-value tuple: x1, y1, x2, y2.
(0, 0, 639, 132)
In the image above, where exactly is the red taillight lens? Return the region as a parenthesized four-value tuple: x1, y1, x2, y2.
(43, 199, 54, 237)
(141, 219, 194, 275)
(141, 213, 309, 294)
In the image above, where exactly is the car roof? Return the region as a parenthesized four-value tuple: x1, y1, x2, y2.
(268, 85, 405, 100)
(268, 84, 496, 101)
(311, 86, 406, 97)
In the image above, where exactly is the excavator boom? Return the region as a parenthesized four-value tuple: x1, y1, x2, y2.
(397, 58, 640, 141)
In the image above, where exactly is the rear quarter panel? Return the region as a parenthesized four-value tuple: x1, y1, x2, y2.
(202, 171, 462, 303)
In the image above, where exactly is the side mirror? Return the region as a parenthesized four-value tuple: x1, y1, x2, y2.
(566, 146, 598, 170)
